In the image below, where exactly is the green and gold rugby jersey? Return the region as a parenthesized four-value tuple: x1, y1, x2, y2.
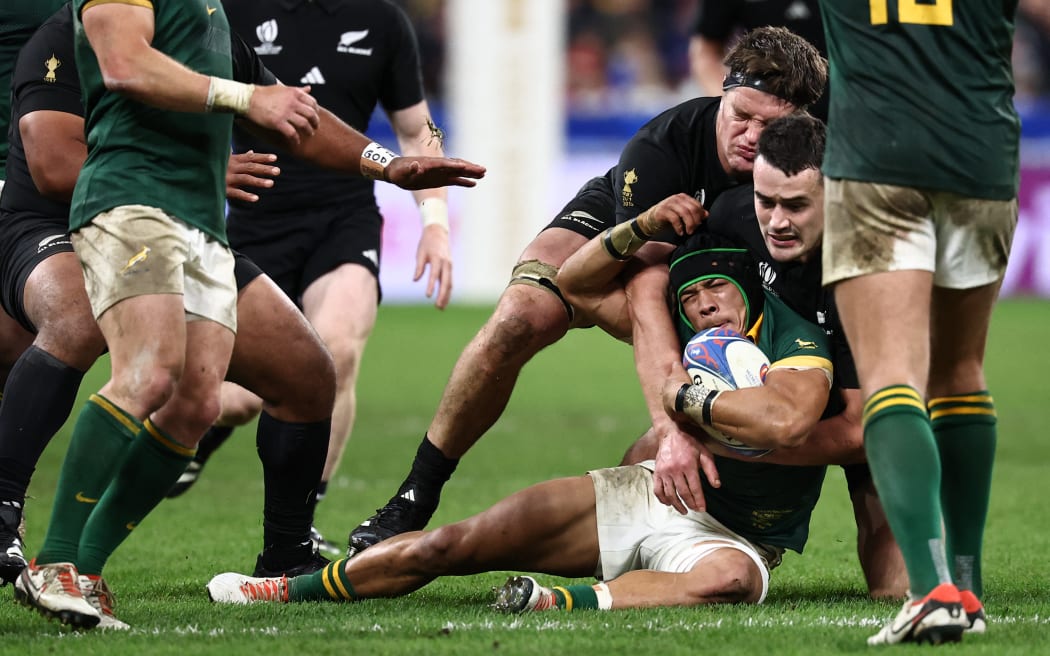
(819, 0, 1020, 200)
(70, 0, 235, 243)
(678, 291, 834, 553)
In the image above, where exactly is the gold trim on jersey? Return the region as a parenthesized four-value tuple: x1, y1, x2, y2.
(82, 0, 154, 12)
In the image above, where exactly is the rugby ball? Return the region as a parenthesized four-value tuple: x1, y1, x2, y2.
(682, 326, 771, 457)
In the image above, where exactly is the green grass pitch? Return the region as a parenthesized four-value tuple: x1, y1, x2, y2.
(2, 299, 1048, 654)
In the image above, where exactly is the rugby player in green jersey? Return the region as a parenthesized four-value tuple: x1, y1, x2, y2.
(207, 235, 853, 612)
(818, 0, 1019, 646)
(11, 0, 482, 630)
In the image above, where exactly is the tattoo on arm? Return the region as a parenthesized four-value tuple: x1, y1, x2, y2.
(425, 116, 445, 148)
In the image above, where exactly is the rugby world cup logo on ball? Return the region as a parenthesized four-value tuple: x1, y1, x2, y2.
(682, 326, 771, 456)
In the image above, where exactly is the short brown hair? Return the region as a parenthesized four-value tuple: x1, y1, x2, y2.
(756, 113, 826, 176)
(723, 27, 827, 110)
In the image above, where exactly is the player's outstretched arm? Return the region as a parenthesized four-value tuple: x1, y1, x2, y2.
(248, 105, 485, 191)
(80, 3, 318, 144)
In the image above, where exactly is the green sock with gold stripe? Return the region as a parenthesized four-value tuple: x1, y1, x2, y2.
(863, 385, 950, 597)
(76, 418, 195, 575)
(288, 558, 356, 601)
(550, 584, 600, 610)
(930, 391, 996, 597)
(37, 394, 140, 565)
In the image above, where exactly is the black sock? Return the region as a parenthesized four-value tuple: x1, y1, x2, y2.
(315, 479, 328, 504)
(194, 425, 235, 464)
(396, 434, 459, 508)
(255, 411, 329, 552)
(0, 346, 85, 501)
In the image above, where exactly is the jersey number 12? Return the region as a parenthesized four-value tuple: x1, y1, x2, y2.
(870, 0, 953, 26)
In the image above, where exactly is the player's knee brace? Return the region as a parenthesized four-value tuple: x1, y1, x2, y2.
(507, 260, 575, 324)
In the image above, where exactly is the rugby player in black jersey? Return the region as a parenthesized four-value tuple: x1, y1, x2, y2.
(570, 114, 907, 599)
(347, 26, 828, 558)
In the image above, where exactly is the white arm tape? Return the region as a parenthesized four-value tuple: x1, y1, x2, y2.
(361, 141, 398, 180)
(419, 198, 449, 230)
(206, 76, 254, 114)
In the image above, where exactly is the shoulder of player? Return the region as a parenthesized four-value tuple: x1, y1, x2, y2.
(12, 9, 77, 89)
(762, 294, 831, 355)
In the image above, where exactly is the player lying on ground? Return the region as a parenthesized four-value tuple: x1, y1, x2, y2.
(562, 115, 906, 597)
(208, 235, 850, 611)
(343, 26, 828, 559)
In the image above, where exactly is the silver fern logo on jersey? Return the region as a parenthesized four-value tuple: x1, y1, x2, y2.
(254, 20, 283, 55)
(337, 30, 373, 56)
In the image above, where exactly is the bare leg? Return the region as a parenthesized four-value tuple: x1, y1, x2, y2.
(928, 282, 1002, 599)
(849, 472, 908, 599)
(428, 228, 591, 459)
(344, 476, 599, 598)
(604, 548, 763, 607)
(834, 269, 951, 597)
(300, 263, 377, 483)
(228, 275, 336, 424)
(347, 229, 593, 551)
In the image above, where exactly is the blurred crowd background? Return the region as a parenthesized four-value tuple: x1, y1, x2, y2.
(397, 0, 1050, 127)
(367, 1, 1050, 302)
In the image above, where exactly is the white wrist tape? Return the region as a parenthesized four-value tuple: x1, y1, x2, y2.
(206, 76, 254, 114)
(419, 198, 449, 230)
(593, 583, 613, 610)
(361, 141, 398, 180)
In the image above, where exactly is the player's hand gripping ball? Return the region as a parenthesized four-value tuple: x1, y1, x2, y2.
(682, 326, 771, 457)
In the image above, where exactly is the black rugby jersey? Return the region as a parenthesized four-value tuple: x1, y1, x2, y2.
(705, 183, 858, 397)
(0, 0, 68, 179)
(1, 5, 80, 222)
(1, 4, 274, 223)
(613, 98, 738, 229)
(224, 0, 425, 213)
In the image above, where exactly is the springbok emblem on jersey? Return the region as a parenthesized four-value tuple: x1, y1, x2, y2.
(622, 169, 638, 207)
(121, 246, 151, 275)
(44, 54, 61, 83)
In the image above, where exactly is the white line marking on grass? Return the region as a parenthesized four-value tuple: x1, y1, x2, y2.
(26, 615, 1050, 639)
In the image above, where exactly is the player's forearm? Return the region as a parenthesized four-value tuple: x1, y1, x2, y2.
(627, 265, 687, 428)
(279, 107, 371, 172)
(559, 232, 630, 301)
(391, 104, 447, 207)
(678, 371, 829, 450)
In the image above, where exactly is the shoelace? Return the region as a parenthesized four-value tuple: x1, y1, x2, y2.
(43, 565, 83, 598)
(372, 497, 414, 522)
(85, 580, 117, 615)
(242, 578, 286, 602)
